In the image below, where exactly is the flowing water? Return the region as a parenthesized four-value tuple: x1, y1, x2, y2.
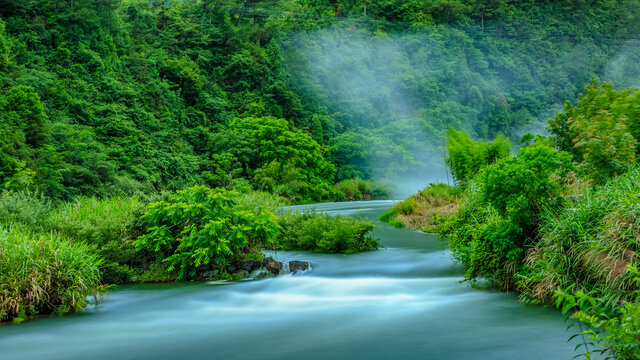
(1, 201, 576, 360)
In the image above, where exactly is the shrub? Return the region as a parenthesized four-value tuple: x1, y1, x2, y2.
(278, 210, 379, 253)
(446, 128, 511, 187)
(554, 266, 640, 360)
(443, 143, 574, 290)
(549, 80, 640, 184)
(0, 225, 103, 323)
(334, 178, 391, 201)
(0, 191, 53, 230)
(136, 186, 281, 279)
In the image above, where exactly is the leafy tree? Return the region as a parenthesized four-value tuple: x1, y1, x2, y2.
(549, 80, 640, 184)
(446, 128, 510, 186)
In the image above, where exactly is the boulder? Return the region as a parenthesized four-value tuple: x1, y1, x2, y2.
(264, 258, 283, 275)
(289, 260, 309, 272)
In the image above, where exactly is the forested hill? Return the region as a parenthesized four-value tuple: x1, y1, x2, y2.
(1, 0, 639, 202)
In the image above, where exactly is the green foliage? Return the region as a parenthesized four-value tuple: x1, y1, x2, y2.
(554, 266, 640, 360)
(0, 191, 53, 230)
(549, 80, 640, 184)
(0, 225, 103, 323)
(443, 142, 574, 290)
(136, 186, 281, 279)
(48, 196, 145, 284)
(220, 116, 336, 203)
(278, 210, 379, 254)
(334, 178, 391, 201)
(523, 168, 640, 306)
(446, 128, 510, 186)
(0, 0, 636, 199)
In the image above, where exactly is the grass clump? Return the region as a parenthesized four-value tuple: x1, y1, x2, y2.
(523, 168, 640, 307)
(0, 226, 103, 323)
(278, 210, 380, 254)
(0, 191, 53, 230)
(379, 183, 461, 233)
(48, 196, 147, 284)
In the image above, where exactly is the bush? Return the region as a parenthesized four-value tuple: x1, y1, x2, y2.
(136, 186, 281, 279)
(549, 80, 640, 185)
(236, 190, 289, 213)
(334, 178, 391, 201)
(446, 129, 511, 187)
(554, 266, 640, 360)
(278, 210, 379, 253)
(443, 143, 574, 290)
(0, 225, 103, 323)
(0, 191, 53, 230)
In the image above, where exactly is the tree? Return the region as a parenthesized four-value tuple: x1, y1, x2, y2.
(446, 128, 510, 186)
(548, 80, 640, 184)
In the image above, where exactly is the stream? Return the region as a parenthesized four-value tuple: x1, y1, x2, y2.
(0, 201, 577, 359)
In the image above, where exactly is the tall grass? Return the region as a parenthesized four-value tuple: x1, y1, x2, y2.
(0, 226, 103, 323)
(523, 168, 640, 308)
(0, 191, 53, 230)
(48, 196, 147, 284)
(236, 191, 289, 213)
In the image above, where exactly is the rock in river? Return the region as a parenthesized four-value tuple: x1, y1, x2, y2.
(262, 257, 283, 275)
(289, 261, 309, 272)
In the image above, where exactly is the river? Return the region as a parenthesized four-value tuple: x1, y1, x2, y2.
(0, 201, 576, 360)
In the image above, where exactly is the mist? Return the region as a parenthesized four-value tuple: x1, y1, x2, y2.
(281, 23, 632, 197)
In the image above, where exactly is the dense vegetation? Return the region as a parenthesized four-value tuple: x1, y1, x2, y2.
(0, 225, 103, 323)
(0, 0, 639, 199)
(278, 210, 379, 253)
(0, 187, 379, 323)
(424, 81, 640, 358)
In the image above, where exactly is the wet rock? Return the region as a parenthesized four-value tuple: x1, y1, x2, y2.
(264, 259, 283, 275)
(289, 261, 309, 272)
(261, 257, 276, 266)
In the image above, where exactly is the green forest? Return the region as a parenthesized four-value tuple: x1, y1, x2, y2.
(2, 0, 640, 358)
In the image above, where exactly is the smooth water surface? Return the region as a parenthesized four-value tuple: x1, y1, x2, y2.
(0, 201, 576, 360)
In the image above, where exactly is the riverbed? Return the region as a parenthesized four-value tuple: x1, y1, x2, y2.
(0, 201, 576, 359)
